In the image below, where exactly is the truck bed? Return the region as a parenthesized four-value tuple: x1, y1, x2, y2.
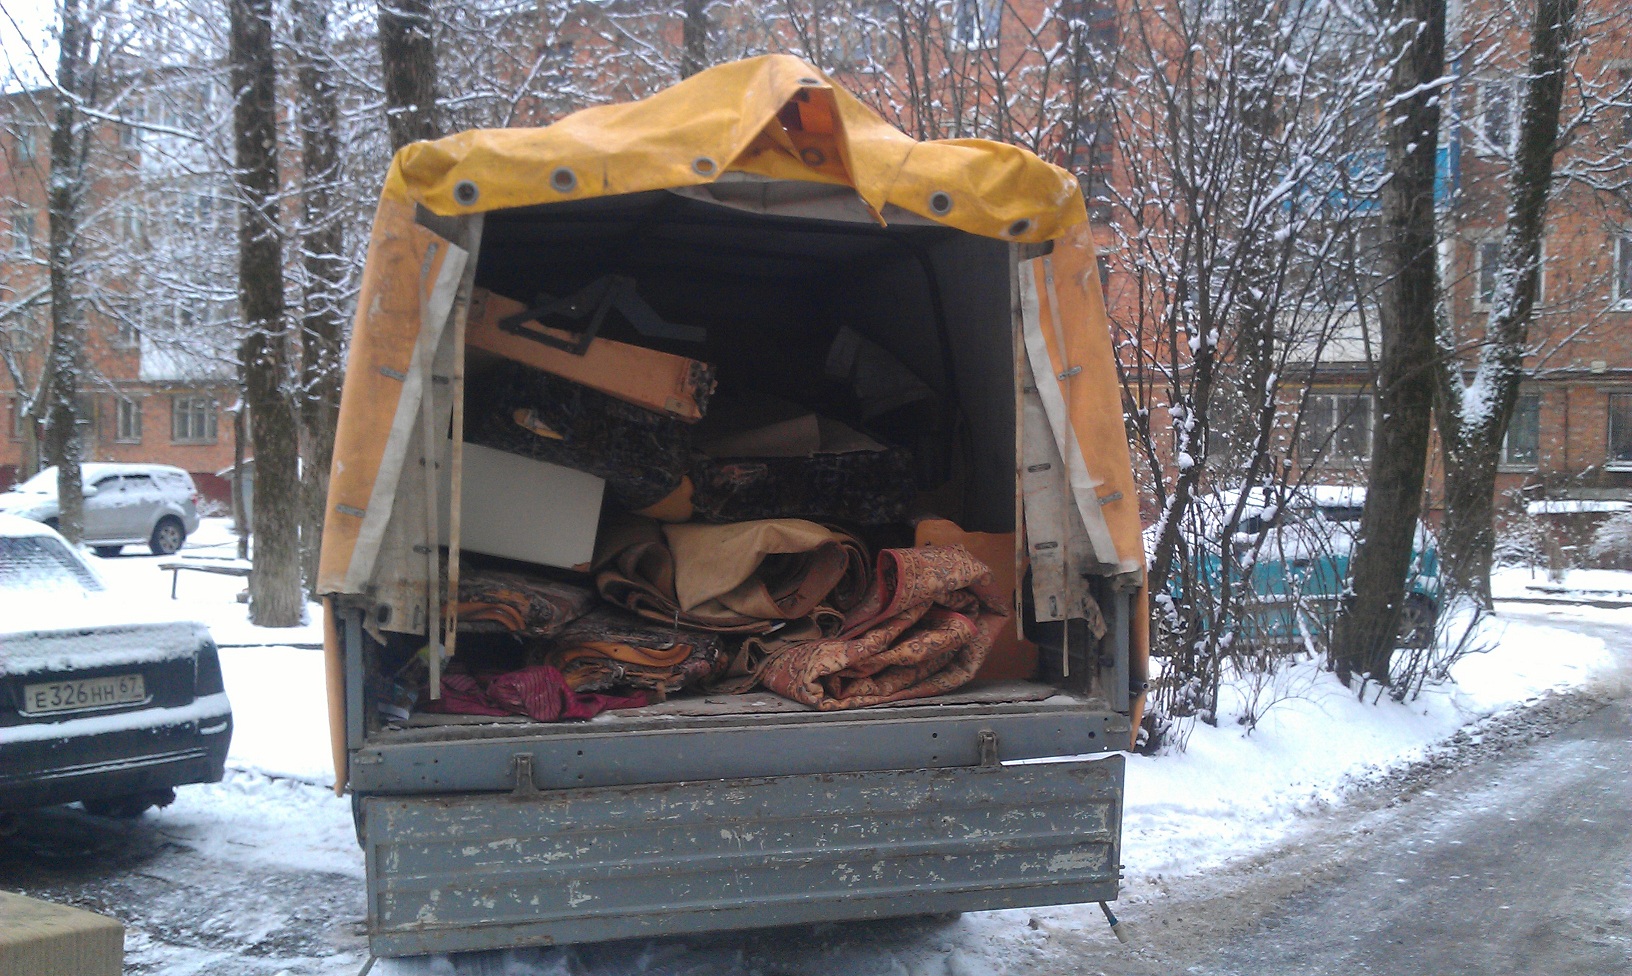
(349, 681, 1126, 795)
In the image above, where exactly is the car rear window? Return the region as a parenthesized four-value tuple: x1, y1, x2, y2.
(0, 537, 105, 595)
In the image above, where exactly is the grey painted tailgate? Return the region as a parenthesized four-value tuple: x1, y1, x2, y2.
(363, 755, 1123, 956)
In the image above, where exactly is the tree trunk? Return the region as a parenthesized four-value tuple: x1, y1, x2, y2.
(232, 399, 249, 562)
(1331, 0, 1447, 686)
(43, 0, 91, 545)
(1435, 0, 1579, 605)
(377, 0, 439, 152)
(231, 0, 303, 626)
(293, 0, 345, 597)
(681, 0, 710, 79)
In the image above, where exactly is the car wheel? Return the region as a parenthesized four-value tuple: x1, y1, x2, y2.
(82, 788, 176, 819)
(94, 545, 123, 558)
(149, 516, 186, 556)
(1397, 594, 1437, 649)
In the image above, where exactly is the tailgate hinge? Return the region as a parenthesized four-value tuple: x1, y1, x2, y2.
(977, 729, 999, 767)
(511, 753, 539, 796)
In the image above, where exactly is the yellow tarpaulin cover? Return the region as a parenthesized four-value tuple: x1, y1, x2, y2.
(388, 54, 1087, 240)
(320, 55, 1141, 786)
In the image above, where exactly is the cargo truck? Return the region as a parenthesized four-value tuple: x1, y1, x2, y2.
(319, 54, 1149, 958)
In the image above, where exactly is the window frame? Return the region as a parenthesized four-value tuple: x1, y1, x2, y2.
(1499, 392, 1541, 471)
(1474, 238, 1502, 308)
(950, 0, 1003, 48)
(1478, 77, 1516, 156)
(1608, 392, 1632, 472)
(10, 209, 34, 258)
(170, 394, 218, 445)
(115, 396, 143, 444)
(1300, 391, 1375, 468)
(1613, 233, 1632, 311)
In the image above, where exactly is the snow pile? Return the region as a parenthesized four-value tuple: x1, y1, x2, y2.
(1120, 610, 1612, 880)
(1492, 566, 1632, 600)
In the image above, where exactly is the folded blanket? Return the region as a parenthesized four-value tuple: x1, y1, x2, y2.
(737, 545, 1008, 710)
(594, 517, 867, 634)
(452, 569, 596, 639)
(542, 607, 727, 696)
(423, 665, 648, 723)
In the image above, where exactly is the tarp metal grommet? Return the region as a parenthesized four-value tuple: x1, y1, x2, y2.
(1007, 218, 1033, 237)
(454, 180, 480, 206)
(929, 191, 953, 216)
(692, 156, 718, 176)
(550, 167, 577, 193)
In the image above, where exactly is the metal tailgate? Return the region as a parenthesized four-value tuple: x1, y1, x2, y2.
(363, 755, 1123, 956)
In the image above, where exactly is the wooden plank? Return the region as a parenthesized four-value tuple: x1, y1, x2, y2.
(466, 288, 713, 421)
(0, 891, 123, 976)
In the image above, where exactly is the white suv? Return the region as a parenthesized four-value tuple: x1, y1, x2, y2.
(0, 463, 202, 556)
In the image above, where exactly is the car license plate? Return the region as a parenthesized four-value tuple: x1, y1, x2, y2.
(21, 674, 147, 715)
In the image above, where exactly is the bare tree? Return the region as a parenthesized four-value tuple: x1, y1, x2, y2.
(41, 0, 96, 544)
(291, 0, 346, 595)
(1332, 0, 1447, 687)
(1434, 0, 1580, 603)
(230, 0, 302, 625)
(682, 0, 710, 79)
(1108, 0, 1389, 727)
(378, 0, 439, 151)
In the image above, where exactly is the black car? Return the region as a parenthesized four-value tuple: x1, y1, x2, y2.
(0, 514, 232, 816)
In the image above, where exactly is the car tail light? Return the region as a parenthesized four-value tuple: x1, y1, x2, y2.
(190, 491, 200, 504)
(195, 645, 225, 696)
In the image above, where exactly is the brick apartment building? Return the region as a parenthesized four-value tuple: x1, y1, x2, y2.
(1, 0, 1623, 523)
(0, 90, 239, 501)
(1295, 5, 1632, 520)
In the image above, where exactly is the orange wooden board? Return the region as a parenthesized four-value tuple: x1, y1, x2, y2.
(466, 288, 713, 422)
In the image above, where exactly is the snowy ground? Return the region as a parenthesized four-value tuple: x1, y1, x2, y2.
(85, 521, 361, 868)
(37, 527, 1632, 973)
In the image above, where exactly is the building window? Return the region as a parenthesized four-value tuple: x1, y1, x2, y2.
(115, 397, 143, 444)
(1480, 79, 1514, 153)
(1501, 393, 1540, 468)
(952, 0, 1002, 47)
(1609, 394, 1632, 470)
(9, 397, 25, 441)
(1615, 233, 1632, 310)
(1476, 240, 1501, 306)
(1301, 392, 1374, 465)
(14, 127, 34, 162)
(171, 395, 217, 444)
(11, 209, 34, 257)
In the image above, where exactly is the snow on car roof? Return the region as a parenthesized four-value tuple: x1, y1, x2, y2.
(0, 511, 56, 538)
(9, 462, 193, 491)
(1307, 485, 1367, 508)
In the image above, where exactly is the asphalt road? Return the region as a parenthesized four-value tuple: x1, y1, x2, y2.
(0, 802, 366, 974)
(1059, 604, 1632, 976)
(1200, 692, 1632, 975)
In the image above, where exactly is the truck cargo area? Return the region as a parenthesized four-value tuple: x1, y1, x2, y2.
(336, 182, 1135, 767)
(331, 176, 1135, 954)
